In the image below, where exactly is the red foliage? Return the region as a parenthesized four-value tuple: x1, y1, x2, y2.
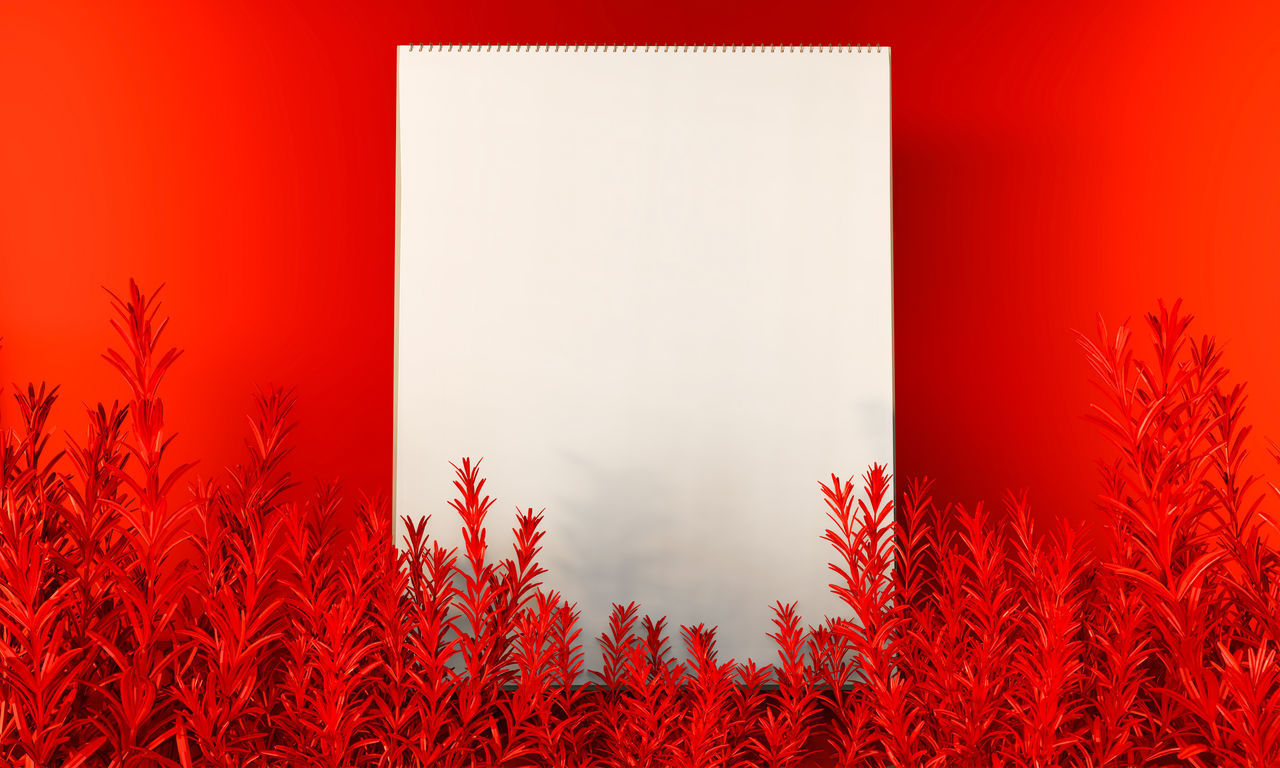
(2, 285, 1280, 767)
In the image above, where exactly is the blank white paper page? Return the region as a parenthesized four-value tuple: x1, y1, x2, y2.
(395, 45, 892, 668)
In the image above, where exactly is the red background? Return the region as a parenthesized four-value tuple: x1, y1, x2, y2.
(2, 2, 1279, 532)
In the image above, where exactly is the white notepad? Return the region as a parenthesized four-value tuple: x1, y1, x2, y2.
(395, 45, 892, 668)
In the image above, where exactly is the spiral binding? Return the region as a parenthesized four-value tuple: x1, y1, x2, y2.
(403, 44, 884, 53)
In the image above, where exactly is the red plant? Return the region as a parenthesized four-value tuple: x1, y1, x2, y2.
(749, 601, 822, 768)
(820, 465, 912, 767)
(670, 623, 738, 768)
(594, 609, 688, 768)
(3, 284, 1280, 768)
(1004, 494, 1092, 767)
(173, 388, 293, 766)
(512, 589, 594, 768)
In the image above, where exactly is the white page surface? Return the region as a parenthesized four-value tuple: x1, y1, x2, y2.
(395, 45, 892, 668)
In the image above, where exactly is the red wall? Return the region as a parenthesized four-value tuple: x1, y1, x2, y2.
(3, 2, 1279, 531)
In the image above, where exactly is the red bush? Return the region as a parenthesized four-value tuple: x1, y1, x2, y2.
(1, 284, 1278, 767)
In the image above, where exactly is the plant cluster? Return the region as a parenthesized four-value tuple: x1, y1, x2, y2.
(1, 285, 1278, 767)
